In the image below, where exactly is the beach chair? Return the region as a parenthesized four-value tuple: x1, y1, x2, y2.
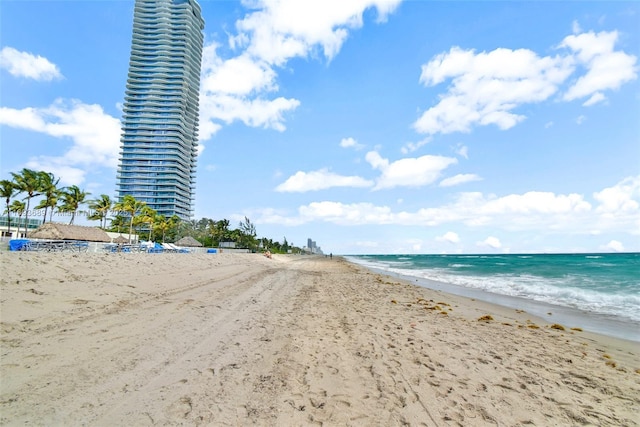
(103, 243, 118, 253)
(161, 243, 177, 252)
(168, 243, 190, 253)
(148, 243, 164, 253)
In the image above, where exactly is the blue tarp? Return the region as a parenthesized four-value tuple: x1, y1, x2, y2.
(9, 239, 30, 251)
(207, 249, 217, 254)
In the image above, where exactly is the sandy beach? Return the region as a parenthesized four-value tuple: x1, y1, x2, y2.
(1, 252, 638, 426)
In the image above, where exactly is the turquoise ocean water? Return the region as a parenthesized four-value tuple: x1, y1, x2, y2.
(346, 253, 640, 341)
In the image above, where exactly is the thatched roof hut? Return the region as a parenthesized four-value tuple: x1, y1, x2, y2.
(112, 235, 129, 244)
(175, 236, 203, 247)
(29, 223, 111, 242)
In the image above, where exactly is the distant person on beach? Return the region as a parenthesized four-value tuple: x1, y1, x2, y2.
(265, 250, 272, 259)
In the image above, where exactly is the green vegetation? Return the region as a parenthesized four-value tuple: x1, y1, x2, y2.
(1, 169, 301, 251)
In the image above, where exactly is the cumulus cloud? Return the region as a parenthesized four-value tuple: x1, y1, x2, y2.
(439, 173, 482, 187)
(476, 191, 592, 215)
(275, 168, 373, 192)
(593, 175, 640, 213)
(593, 175, 640, 235)
(252, 176, 639, 236)
(601, 240, 624, 252)
(0, 99, 121, 185)
(478, 236, 502, 249)
(340, 137, 364, 150)
(199, 0, 402, 141)
(365, 151, 457, 190)
(297, 201, 394, 225)
(0, 46, 62, 81)
(414, 46, 572, 135)
(437, 231, 460, 244)
(560, 30, 638, 105)
(234, 0, 402, 65)
(199, 45, 300, 140)
(414, 28, 637, 136)
(201, 49, 277, 96)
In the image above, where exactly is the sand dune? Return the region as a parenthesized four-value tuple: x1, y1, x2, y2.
(1, 252, 638, 426)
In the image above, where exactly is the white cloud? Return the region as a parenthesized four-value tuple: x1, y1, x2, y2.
(199, 92, 300, 139)
(437, 231, 460, 244)
(439, 173, 482, 187)
(478, 236, 502, 249)
(477, 191, 591, 215)
(275, 168, 373, 192)
(199, 0, 402, 141)
(602, 240, 624, 252)
(23, 161, 86, 187)
(414, 28, 637, 136)
(401, 137, 431, 154)
(199, 44, 300, 140)
(235, 0, 402, 66)
(0, 46, 62, 81)
(593, 175, 640, 213)
(455, 144, 468, 159)
(253, 177, 639, 236)
(0, 99, 121, 185)
(340, 137, 364, 150)
(201, 50, 277, 96)
(572, 20, 582, 35)
(560, 30, 638, 103)
(365, 151, 457, 190)
(576, 115, 586, 124)
(297, 201, 394, 225)
(414, 46, 573, 135)
(582, 92, 606, 106)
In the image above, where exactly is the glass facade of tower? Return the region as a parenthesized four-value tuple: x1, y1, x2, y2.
(116, 0, 204, 220)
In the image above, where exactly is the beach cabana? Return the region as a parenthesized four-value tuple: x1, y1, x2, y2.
(112, 235, 129, 244)
(175, 236, 203, 247)
(29, 223, 110, 242)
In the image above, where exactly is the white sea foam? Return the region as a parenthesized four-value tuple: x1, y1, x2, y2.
(414, 269, 640, 322)
(345, 256, 640, 323)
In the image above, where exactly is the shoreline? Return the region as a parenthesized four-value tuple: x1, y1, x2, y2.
(1, 252, 638, 425)
(340, 256, 640, 359)
(346, 256, 640, 343)
(368, 265, 640, 343)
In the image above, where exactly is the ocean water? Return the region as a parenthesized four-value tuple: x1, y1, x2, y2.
(346, 253, 640, 340)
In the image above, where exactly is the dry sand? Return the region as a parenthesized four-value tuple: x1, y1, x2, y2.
(1, 252, 638, 426)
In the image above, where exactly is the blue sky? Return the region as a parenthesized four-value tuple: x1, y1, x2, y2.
(1, 0, 639, 254)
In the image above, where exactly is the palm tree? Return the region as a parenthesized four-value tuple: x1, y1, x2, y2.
(113, 195, 145, 243)
(35, 172, 60, 224)
(109, 214, 127, 234)
(11, 168, 43, 237)
(0, 179, 17, 235)
(9, 200, 26, 238)
(138, 205, 157, 240)
(167, 215, 181, 242)
(88, 194, 112, 229)
(59, 185, 91, 225)
(154, 215, 169, 243)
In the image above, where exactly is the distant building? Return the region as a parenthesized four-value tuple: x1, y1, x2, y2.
(116, 0, 205, 221)
(305, 238, 323, 254)
(0, 216, 42, 239)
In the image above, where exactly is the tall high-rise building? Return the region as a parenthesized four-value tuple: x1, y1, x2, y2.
(116, 0, 204, 220)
